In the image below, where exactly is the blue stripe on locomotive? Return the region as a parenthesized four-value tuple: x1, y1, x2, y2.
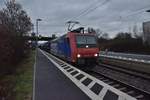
(51, 35, 71, 60)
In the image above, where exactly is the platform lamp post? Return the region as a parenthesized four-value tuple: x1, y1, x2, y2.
(36, 18, 42, 49)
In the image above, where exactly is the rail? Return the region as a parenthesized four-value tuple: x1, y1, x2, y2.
(99, 51, 150, 64)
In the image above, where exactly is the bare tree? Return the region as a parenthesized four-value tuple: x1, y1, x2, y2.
(87, 27, 104, 38)
(101, 33, 109, 39)
(0, 1, 32, 68)
(1, 1, 32, 36)
(132, 24, 143, 39)
(133, 24, 138, 38)
(95, 28, 103, 37)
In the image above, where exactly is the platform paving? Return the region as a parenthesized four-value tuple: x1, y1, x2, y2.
(34, 49, 91, 100)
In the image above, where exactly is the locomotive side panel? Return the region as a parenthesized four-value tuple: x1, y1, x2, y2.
(51, 34, 72, 61)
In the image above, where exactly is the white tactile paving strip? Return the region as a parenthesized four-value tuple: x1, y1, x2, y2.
(40, 49, 137, 100)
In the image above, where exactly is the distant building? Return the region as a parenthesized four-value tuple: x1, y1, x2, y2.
(143, 21, 150, 45)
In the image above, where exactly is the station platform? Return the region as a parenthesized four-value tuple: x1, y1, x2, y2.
(33, 49, 136, 100)
(33, 50, 91, 100)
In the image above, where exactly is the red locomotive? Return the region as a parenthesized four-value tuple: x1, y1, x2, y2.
(50, 27, 99, 66)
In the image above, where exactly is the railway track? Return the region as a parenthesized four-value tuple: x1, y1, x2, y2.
(95, 63, 150, 92)
(85, 70, 150, 100)
(87, 64, 150, 100)
(98, 63, 150, 80)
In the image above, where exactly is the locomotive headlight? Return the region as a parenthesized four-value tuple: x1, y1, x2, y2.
(77, 54, 81, 58)
(94, 53, 98, 57)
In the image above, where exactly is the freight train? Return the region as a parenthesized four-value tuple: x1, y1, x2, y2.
(42, 27, 99, 65)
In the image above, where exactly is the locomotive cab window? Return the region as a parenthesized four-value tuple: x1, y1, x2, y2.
(86, 36, 97, 44)
(76, 35, 97, 48)
(76, 35, 96, 44)
(76, 35, 86, 44)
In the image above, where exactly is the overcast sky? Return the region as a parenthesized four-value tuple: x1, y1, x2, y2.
(1, 0, 150, 37)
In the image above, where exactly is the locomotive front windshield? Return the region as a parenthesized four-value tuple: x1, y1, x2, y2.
(76, 35, 96, 44)
(76, 35, 97, 48)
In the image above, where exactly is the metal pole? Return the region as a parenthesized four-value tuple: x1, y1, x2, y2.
(36, 19, 42, 48)
(36, 20, 38, 48)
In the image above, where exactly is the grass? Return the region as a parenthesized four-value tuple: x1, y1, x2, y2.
(13, 50, 35, 100)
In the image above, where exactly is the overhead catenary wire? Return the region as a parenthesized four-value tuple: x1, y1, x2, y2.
(103, 5, 150, 33)
(75, 0, 110, 20)
(36, 1, 150, 35)
(40, 0, 110, 32)
(39, 24, 65, 27)
(69, 0, 110, 21)
(68, 0, 102, 21)
(67, 2, 150, 33)
(120, 5, 150, 20)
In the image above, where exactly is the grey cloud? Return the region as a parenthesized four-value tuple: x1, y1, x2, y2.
(3, 0, 150, 37)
